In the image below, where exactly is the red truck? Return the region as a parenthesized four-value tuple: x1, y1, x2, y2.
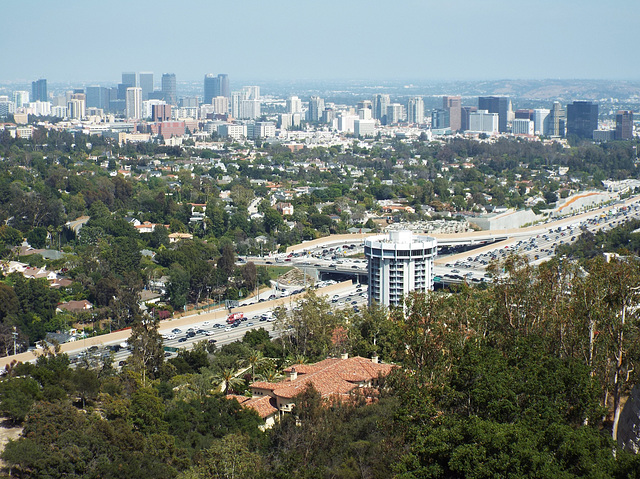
(226, 312, 244, 324)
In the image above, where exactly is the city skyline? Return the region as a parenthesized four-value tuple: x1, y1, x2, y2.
(2, 0, 640, 83)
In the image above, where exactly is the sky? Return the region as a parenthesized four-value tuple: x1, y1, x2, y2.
(2, 0, 639, 84)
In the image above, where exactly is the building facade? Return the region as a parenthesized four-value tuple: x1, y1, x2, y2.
(443, 96, 462, 131)
(615, 110, 634, 140)
(478, 96, 510, 133)
(31, 79, 47, 102)
(364, 231, 437, 307)
(126, 87, 142, 120)
(566, 101, 598, 139)
(139, 72, 153, 101)
(161, 73, 177, 105)
(407, 96, 424, 124)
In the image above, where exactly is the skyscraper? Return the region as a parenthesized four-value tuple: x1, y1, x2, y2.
(566, 101, 598, 139)
(547, 102, 566, 137)
(204, 74, 217, 104)
(31, 79, 47, 102)
(372, 94, 390, 122)
(139, 72, 153, 101)
(431, 109, 450, 129)
(365, 231, 437, 307)
(126, 87, 142, 120)
(308, 96, 325, 122)
(242, 86, 260, 100)
(407, 96, 424, 124)
(161, 73, 177, 105)
(442, 96, 461, 131)
(205, 73, 231, 104)
(478, 96, 510, 133)
(385, 103, 404, 124)
(286, 96, 303, 114)
(122, 72, 136, 88)
(533, 109, 550, 136)
(615, 110, 633, 140)
(13, 91, 30, 108)
(217, 74, 230, 99)
(86, 86, 109, 110)
(461, 106, 477, 131)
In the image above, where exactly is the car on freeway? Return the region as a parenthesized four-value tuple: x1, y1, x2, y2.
(178, 338, 187, 343)
(172, 328, 182, 334)
(225, 327, 231, 332)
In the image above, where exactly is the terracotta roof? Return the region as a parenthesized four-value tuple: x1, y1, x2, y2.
(227, 394, 278, 419)
(252, 356, 394, 400)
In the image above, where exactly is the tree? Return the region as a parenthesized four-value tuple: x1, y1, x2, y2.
(177, 433, 263, 479)
(26, 226, 47, 249)
(72, 367, 100, 408)
(128, 315, 164, 386)
(168, 263, 190, 311)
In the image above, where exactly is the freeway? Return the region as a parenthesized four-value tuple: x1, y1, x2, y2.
(0, 280, 357, 369)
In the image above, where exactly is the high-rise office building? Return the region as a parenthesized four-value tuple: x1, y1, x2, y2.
(122, 72, 137, 88)
(431, 109, 450, 129)
(286, 96, 303, 114)
(139, 72, 153, 101)
(443, 96, 461, 131)
(386, 103, 404, 124)
(407, 96, 424, 124)
(204, 74, 217, 104)
(615, 110, 633, 140)
(512, 119, 534, 135)
(152, 104, 172, 122)
(365, 231, 437, 307)
(126, 87, 142, 120)
(31, 79, 47, 102)
(205, 74, 230, 102)
(515, 109, 534, 120)
(469, 110, 499, 134)
(13, 91, 30, 108)
(217, 74, 230, 98)
(161, 73, 177, 105)
(547, 102, 566, 137)
(566, 101, 598, 139)
(478, 96, 510, 133)
(461, 106, 477, 131)
(533, 109, 550, 136)
(86, 86, 109, 110)
(308, 96, 325, 122)
(372, 94, 390, 122)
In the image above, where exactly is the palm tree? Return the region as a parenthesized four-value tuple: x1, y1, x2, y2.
(245, 350, 268, 382)
(214, 366, 244, 395)
(256, 367, 285, 383)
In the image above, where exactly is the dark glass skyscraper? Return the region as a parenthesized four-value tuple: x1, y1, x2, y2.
(615, 110, 633, 140)
(204, 74, 216, 104)
(31, 79, 47, 102)
(204, 73, 230, 103)
(566, 101, 598, 139)
(139, 72, 153, 101)
(161, 73, 177, 105)
(478, 96, 510, 133)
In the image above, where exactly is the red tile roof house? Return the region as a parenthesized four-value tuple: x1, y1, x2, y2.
(229, 354, 394, 429)
(56, 300, 93, 314)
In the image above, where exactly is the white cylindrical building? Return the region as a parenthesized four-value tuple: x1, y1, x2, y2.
(364, 231, 437, 307)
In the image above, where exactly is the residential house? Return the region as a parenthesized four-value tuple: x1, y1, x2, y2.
(234, 355, 393, 428)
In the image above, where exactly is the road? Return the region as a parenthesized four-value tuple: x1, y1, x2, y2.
(0, 281, 357, 369)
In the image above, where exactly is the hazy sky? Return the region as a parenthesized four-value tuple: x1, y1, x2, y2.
(2, 0, 639, 83)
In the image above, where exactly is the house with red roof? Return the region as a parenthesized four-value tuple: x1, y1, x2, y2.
(229, 354, 393, 429)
